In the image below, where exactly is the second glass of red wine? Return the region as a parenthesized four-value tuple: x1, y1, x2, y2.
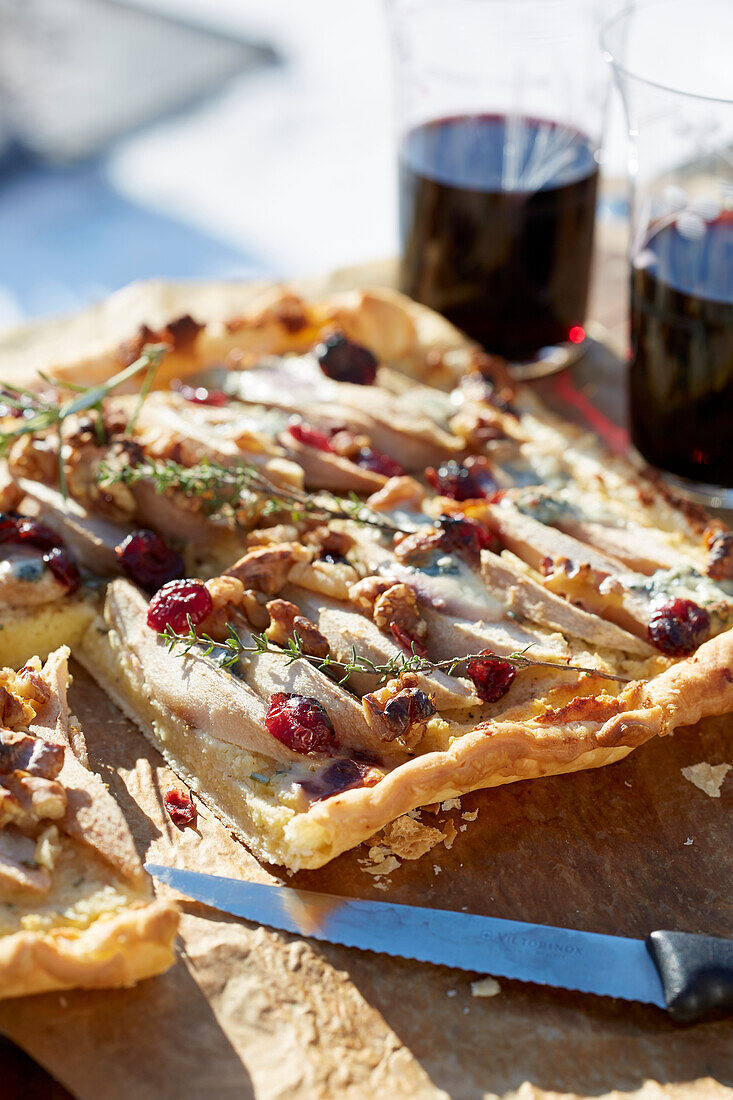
(389, 0, 611, 379)
(604, 0, 733, 506)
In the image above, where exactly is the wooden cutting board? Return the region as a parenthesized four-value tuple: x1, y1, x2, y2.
(1, 238, 732, 1100)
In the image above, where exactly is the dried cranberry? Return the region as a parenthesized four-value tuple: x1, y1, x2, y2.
(264, 692, 336, 755)
(354, 447, 405, 478)
(390, 622, 429, 658)
(147, 579, 213, 634)
(0, 513, 19, 542)
(164, 788, 197, 829)
(172, 381, 228, 407)
(0, 513, 61, 551)
(19, 519, 61, 551)
(382, 687, 436, 737)
(315, 332, 378, 385)
(647, 598, 710, 656)
(301, 755, 380, 802)
(426, 460, 496, 501)
(43, 547, 80, 593)
(287, 421, 334, 452)
(466, 650, 517, 703)
(116, 529, 185, 594)
(436, 514, 500, 560)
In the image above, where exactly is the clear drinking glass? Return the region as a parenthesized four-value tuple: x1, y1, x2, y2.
(389, 0, 611, 379)
(603, 0, 733, 507)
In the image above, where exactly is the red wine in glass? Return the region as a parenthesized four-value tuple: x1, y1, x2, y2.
(630, 210, 733, 489)
(398, 114, 600, 361)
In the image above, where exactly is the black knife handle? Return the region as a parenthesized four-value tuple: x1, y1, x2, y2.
(646, 930, 733, 1021)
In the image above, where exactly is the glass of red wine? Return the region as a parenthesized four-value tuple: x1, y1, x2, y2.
(389, 0, 611, 379)
(604, 0, 733, 506)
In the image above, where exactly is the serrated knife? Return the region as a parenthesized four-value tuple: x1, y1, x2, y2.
(146, 863, 733, 1021)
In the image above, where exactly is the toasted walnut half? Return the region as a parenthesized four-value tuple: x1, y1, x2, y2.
(0, 663, 51, 730)
(8, 434, 59, 485)
(366, 475, 425, 514)
(372, 583, 427, 642)
(348, 576, 393, 613)
(0, 464, 22, 512)
(0, 727, 67, 834)
(363, 675, 436, 747)
(706, 530, 733, 581)
(304, 526, 356, 561)
(226, 543, 312, 596)
(329, 430, 370, 459)
(265, 599, 330, 658)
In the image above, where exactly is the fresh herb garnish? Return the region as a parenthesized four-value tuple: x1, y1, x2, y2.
(98, 455, 410, 534)
(0, 343, 167, 496)
(159, 621, 629, 685)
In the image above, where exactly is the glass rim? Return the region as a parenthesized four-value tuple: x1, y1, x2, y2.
(601, 0, 733, 107)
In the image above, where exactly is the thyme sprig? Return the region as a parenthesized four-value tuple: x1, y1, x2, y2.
(0, 343, 167, 495)
(160, 621, 630, 686)
(98, 455, 410, 534)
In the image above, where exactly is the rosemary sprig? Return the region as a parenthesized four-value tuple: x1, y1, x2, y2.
(0, 343, 168, 495)
(97, 455, 410, 534)
(160, 622, 630, 686)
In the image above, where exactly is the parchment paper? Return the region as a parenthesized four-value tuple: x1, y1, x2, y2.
(1, 243, 732, 1100)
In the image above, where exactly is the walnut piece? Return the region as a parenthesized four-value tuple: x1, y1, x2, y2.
(372, 583, 427, 643)
(706, 530, 733, 581)
(348, 576, 393, 613)
(8, 434, 59, 485)
(304, 526, 355, 560)
(265, 599, 330, 658)
(367, 476, 425, 514)
(0, 726, 67, 835)
(65, 442, 137, 521)
(329, 430, 369, 459)
(225, 543, 311, 596)
(362, 674, 436, 747)
(0, 663, 51, 730)
(0, 465, 22, 512)
(2, 772, 67, 824)
(0, 729, 64, 780)
(198, 575, 247, 640)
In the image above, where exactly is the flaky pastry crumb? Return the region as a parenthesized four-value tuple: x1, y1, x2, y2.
(681, 762, 731, 798)
(379, 815, 446, 860)
(471, 977, 501, 998)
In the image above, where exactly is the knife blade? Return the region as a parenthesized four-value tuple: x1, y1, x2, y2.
(146, 864, 733, 1020)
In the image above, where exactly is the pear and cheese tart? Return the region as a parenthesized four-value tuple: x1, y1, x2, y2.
(1, 279, 732, 871)
(0, 646, 178, 999)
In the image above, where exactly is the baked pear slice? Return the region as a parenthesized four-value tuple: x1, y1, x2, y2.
(0, 647, 178, 999)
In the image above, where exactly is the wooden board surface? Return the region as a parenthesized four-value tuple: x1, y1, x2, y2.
(1, 234, 732, 1100)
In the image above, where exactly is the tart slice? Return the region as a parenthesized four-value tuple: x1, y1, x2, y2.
(0, 646, 178, 999)
(78, 567, 733, 872)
